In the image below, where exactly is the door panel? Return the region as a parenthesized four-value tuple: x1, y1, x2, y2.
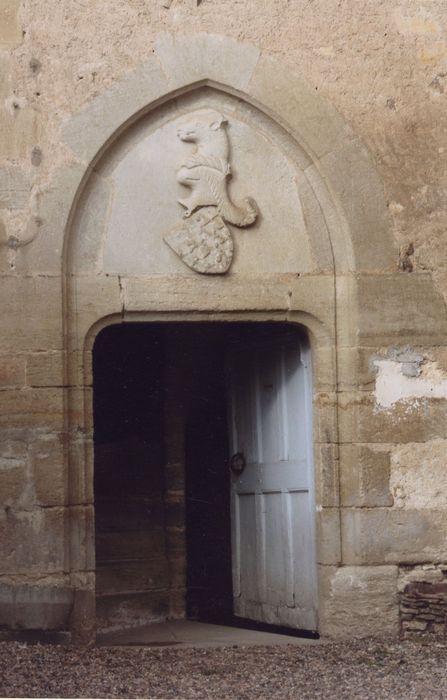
(229, 334, 317, 630)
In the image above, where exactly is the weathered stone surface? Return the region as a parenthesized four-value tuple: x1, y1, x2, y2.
(249, 54, 351, 160)
(319, 565, 399, 638)
(317, 509, 341, 565)
(0, 459, 27, 508)
(121, 274, 292, 313)
(314, 443, 339, 508)
(0, 167, 31, 210)
(337, 347, 377, 392)
(1, 12, 447, 643)
(62, 60, 169, 162)
(0, 276, 63, 352)
(332, 391, 447, 444)
(0, 507, 65, 575)
(0, 582, 73, 630)
(390, 439, 447, 510)
(0, 0, 22, 49)
(340, 445, 393, 507)
(355, 273, 447, 346)
(342, 509, 447, 565)
(66, 275, 122, 354)
(18, 163, 86, 275)
(0, 388, 64, 430)
(0, 355, 26, 388)
(31, 433, 65, 507)
(398, 566, 447, 637)
(26, 352, 63, 387)
(0, 107, 42, 163)
(66, 505, 95, 572)
(155, 32, 260, 92)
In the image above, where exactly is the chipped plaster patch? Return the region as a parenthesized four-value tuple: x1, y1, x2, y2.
(373, 349, 447, 409)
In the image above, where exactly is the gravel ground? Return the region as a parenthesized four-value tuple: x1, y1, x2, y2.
(1, 638, 447, 699)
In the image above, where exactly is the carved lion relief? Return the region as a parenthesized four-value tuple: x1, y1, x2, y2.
(163, 109, 259, 274)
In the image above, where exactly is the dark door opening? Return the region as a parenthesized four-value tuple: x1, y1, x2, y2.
(93, 321, 314, 634)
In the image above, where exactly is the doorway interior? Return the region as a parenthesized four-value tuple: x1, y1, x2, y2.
(93, 321, 316, 635)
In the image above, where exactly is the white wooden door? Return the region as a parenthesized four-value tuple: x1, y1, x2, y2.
(228, 334, 317, 631)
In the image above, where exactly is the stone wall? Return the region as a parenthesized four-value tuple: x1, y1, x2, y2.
(1, 1, 447, 641)
(399, 565, 447, 637)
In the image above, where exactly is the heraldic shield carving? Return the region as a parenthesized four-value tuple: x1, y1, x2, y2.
(163, 110, 259, 274)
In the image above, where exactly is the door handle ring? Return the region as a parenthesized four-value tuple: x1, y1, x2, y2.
(230, 451, 246, 476)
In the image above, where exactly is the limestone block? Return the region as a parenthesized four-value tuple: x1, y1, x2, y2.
(317, 509, 341, 565)
(65, 386, 93, 434)
(121, 274, 292, 313)
(66, 436, 93, 506)
(341, 508, 447, 565)
(303, 163, 355, 274)
(67, 505, 95, 572)
(62, 60, 169, 162)
(313, 392, 338, 445)
(70, 587, 95, 645)
(355, 273, 447, 346)
(249, 54, 351, 160)
(0, 582, 73, 630)
(336, 391, 447, 443)
(319, 565, 399, 637)
(297, 171, 334, 273)
(0, 388, 64, 431)
(390, 439, 447, 510)
(0, 459, 27, 508)
(0, 355, 26, 388)
(0, 57, 10, 110)
(0, 276, 63, 352)
(318, 138, 394, 272)
(0, 436, 28, 463)
(334, 274, 359, 348)
(26, 352, 63, 387)
(67, 171, 112, 275)
(155, 32, 260, 93)
(337, 346, 377, 392)
(0, 507, 65, 575)
(19, 164, 86, 275)
(312, 346, 336, 393)
(74, 349, 92, 388)
(31, 433, 65, 507)
(340, 444, 393, 507)
(0, 434, 32, 508)
(0, 107, 42, 163)
(66, 275, 122, 354)
(314, 443, 339, 508)
(287, 275, 335, 333)
(0, 0, 22, 49)
(0, 166, 31, 210)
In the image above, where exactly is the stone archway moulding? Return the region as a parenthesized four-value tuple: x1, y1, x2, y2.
(54, 32, 398, 642)
(24, 32, 396, 276)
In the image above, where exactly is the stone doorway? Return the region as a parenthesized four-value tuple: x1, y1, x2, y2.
(92, 321, 314, 635)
